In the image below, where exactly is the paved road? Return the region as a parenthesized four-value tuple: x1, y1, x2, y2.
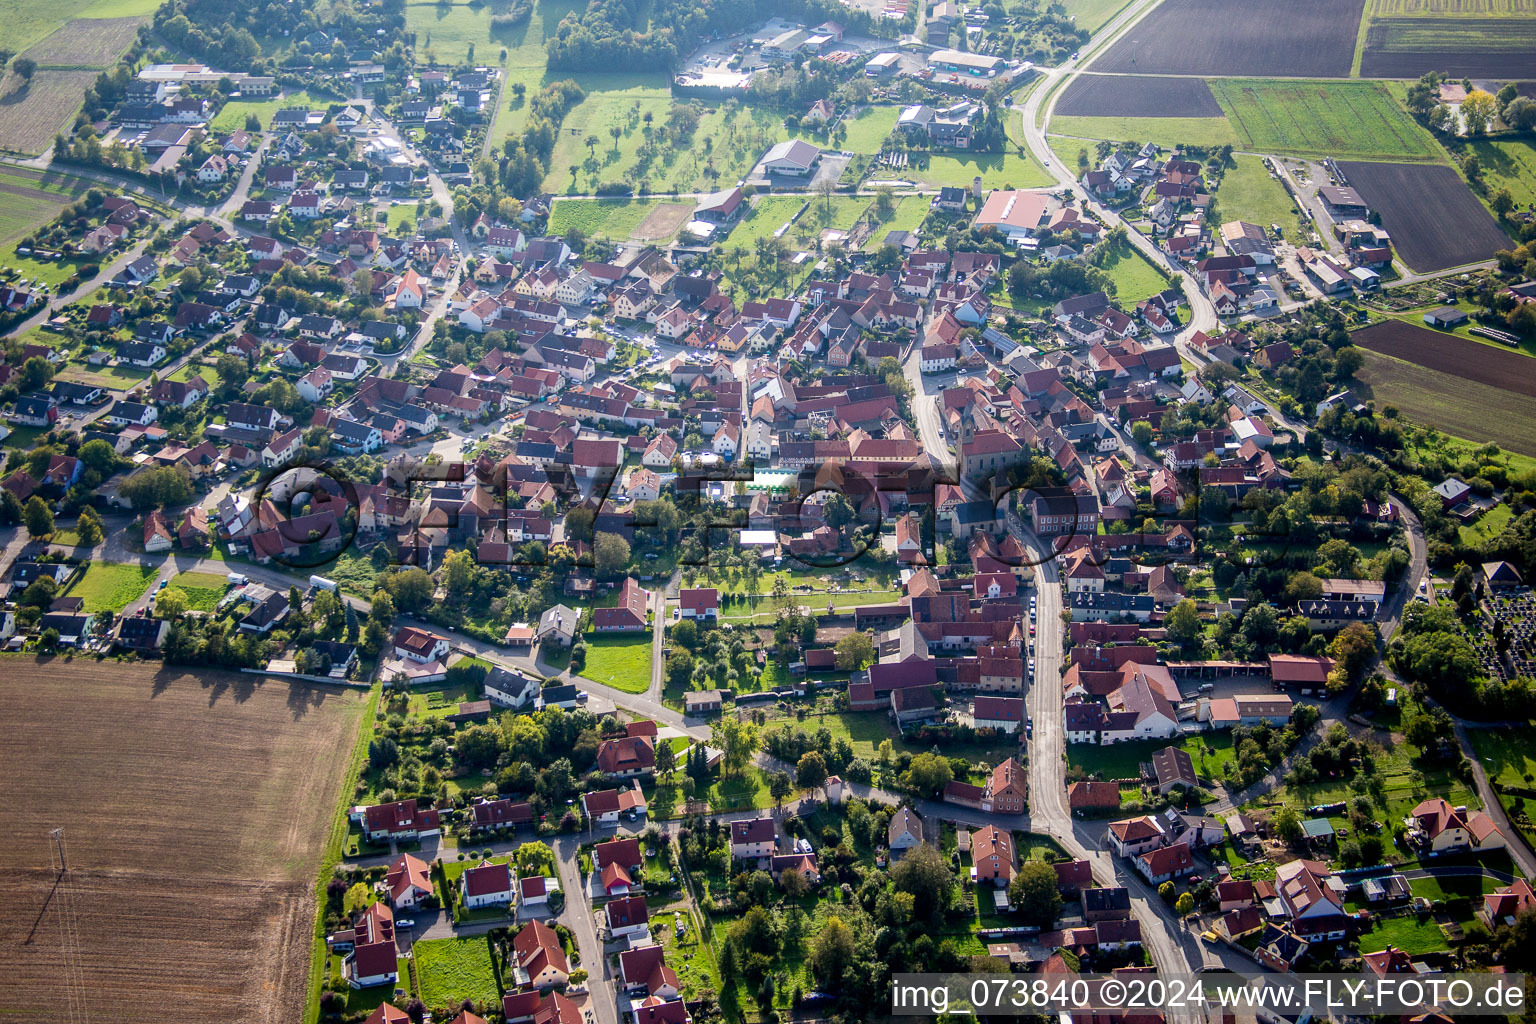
(1376, 493, 1427, 644)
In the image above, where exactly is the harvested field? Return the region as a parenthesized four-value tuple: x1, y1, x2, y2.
(1089, 0, 1365, 77)
(0, 69, 98, 154)
(1353, 320, 1536, 396)
(1357, 347, 1536, 456)
(0, 661, 369, 1024)
(1336, 160, 1510, 272)
(1370, 0, 1535, 12)
(631, 201, 694, 242)
(1056, 74, 1222, 118)
(1359, 17, 1536, 78)
(1210, 79, 1441, 161)
(20, 16, 142, 67)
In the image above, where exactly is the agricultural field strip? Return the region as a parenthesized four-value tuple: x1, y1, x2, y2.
(1337, 160, 1511, 273)
(1357, 349, 1536, 457)
(1088, 0, 1367, 78)
(1209, 79, 1442, 162)
(19, 16, 143, 68)
(1352, 320, 1536, 397)
(1056, 74, 1223, 119)
(0, 665, 368, 1024)
(1359, 17, 1536, 77)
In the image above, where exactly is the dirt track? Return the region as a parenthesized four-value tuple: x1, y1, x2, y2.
(0, 660, 368, 1024)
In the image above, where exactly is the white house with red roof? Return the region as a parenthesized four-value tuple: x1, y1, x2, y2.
(678, 588, 718, 621)
(1408, 797, 1504, 853)
(462, 861, 514, 908)
(582, 780, 648, 825)
(511, 919, 569, 989)
(605, 895, 650, 940)
(618, 944, 680, 999)
(518, 872, 559, 908)
(384, 853, 433, 908)
(594, 577, 650, 631)
(392, 626, 451, 663)
(594, 836, 643, 896)
(730, 817, 777, 861)
(344, 903, 399, 988)
(359, 798, 441, 842)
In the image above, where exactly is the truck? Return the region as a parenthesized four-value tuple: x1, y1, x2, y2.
(309, 575, 339, 592)
(226, 573, 248, 586)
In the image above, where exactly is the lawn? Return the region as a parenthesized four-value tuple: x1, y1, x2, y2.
(1260, 730, 1480, 826)
(1059, 0, 1131, 31)
(720, 197, 810, 250)
(581, 632, 653, 693)
(1068, 733, 1234, 783)
(648, 765, 775, 817)
(1209, 79, 1443, 162)
(1358, 913, 1450, 954)
(1049, 117, 1239, 150)
(1468, 728, 1536, 789)
(1213, 154, 1305, 238)
(807, 105, 900, 152)
(1460, 502, 1513, 545)
(547, 197, 665, 240)
(306, 549, 380, 597)
(1463, 136, 1536, 210)
(1098, 241, 1168, 303)
(485, 0, 589, 146)
(64, 561, 157, 612)
(170, 359, 220, 390)
(541, 84, 891, 194)
(906, 151, 1052, 190)
(408, 683, 478, 718)
(863, 194, 930, 250)
(57, 364, 152, 389)
(167, 571, 230, 612)
(210, 90, 331, 133)
(411, 935, 501, 1007)
(770, 708, 1019, 772)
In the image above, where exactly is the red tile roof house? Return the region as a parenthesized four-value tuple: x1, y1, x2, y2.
(344, 903, 399, 988)
(596, 732, 656, 777)
(678, 587, 719, 620)
(730, 816, 778, 861)
(511, 919, 570, 989)
(971, 824, 1015, 886)
(631, 995, 691, 1024)
(392, 625, 452, 663)
(1134, 841, 1195, 885)
(384, 853, 433, 908)
(503, 990, 583, 1024)
(1067, 781, 1122, 815)
(606, 895, 651, 940)
(359, 798, 441, 842)
(594, 836, 643, 896)
(594, 577, 650, 631)
(518, 873, 558, 909)
(462, 861, 514, 909)
(470, 797, 534, 832)
(583, 780, 648, 824)
(619, 944, 681, 999)
(1483, 879, 1536, 928)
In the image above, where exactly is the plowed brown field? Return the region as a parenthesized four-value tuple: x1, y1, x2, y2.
(0, 660, 369, 1024)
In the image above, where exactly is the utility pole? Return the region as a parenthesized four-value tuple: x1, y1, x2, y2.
(49, 829, 89, 1024)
